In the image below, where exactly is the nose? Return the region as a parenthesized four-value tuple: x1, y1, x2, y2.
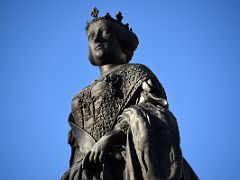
(93, 31, 102, 42)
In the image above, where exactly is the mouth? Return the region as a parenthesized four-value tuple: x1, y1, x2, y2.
(94, 45, 104, 51)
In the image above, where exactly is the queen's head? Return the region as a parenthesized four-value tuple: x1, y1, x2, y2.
(86, 8, 139, 67)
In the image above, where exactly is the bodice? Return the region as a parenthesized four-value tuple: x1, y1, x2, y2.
(71, 63, 166, 141)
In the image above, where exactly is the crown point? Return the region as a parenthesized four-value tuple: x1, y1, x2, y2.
(105, 12, 111, 18)
(116, 12, 123, 22)
(91, 7, 99, 18)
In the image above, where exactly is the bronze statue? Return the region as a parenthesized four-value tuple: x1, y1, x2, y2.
(62, 8, 198, 180)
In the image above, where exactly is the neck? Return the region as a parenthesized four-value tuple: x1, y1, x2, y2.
(99, 64, 120, 76)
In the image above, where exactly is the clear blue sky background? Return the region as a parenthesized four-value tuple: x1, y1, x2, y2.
(1, 0, 240, 179)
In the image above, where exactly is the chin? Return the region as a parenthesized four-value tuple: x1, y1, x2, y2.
(92, 56, 112, 66)
(91, 59, 107, 66)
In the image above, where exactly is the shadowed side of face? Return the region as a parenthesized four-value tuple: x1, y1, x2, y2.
(87, 20, 127, 66)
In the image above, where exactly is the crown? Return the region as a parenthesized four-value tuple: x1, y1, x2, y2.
(86, 7, 132, 32)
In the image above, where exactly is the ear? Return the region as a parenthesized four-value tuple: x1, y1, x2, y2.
(121, 52, 128, 64)
(123, 47, 133, 62)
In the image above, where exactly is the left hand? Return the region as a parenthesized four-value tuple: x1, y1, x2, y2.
(82, 135, 112, 168)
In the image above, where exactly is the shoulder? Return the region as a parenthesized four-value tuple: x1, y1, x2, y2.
(127, 63, 167, 100)
(124, 63, 152, 71)
(72, 85, 90, 100)
(71, 79, 98, 106)
(118, 63, 156, 78)
(125, 63, 158, 81)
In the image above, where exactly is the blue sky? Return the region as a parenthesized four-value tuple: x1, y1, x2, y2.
(1, 0, 240, 179)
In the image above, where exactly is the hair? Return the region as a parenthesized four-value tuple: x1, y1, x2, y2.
(87, 19, 139, 65)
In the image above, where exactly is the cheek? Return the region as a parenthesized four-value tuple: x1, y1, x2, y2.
(88, 44, 94, 52)
(112, 40, 123, 54)
(107, 37, 119, 50)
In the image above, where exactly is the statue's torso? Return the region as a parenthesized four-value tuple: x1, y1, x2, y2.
(71, 64, 166, 141)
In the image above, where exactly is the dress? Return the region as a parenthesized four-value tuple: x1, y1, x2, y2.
(61, 63, 198, 180)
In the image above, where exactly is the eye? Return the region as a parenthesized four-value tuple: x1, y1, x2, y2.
(88, 33, 95, 40)
(102, 29, 111, 36)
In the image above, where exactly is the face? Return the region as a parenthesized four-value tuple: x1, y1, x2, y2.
(87, 20, 127, 66)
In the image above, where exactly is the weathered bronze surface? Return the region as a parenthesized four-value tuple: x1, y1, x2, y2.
(62, 8, 198, 180)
